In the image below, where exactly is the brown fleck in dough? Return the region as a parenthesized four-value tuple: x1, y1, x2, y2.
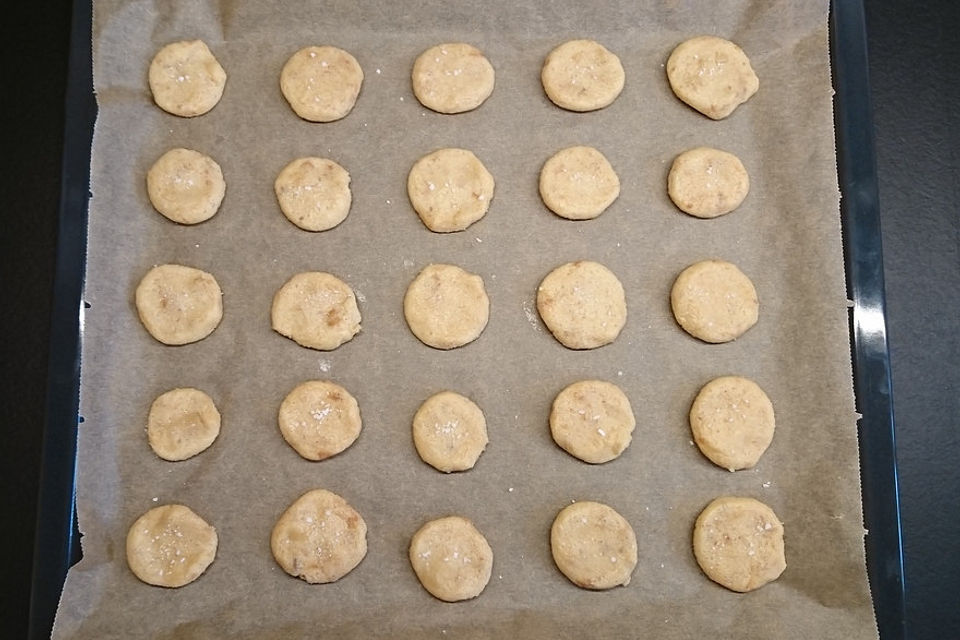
(666, 36, 759, 120)
(690, 376, 775, 471)
(693, 496, 785, 592)
(412, 43, 495, 114)
(541, 39, 624, 112)
(135, 264, 223, 345)
(126, 504, 217, 588)
(147, 388, 221, 461)
(537, 261, 626, 349)
(271, 272, 361, 350)
(668, 147, 749, 218)
(550, 380, 635, 464)
(280, 46, 363, 122)
(409, 516, 493, 602)
(274, 157, 351, 231)
(407, 148, 494, 232)
(539, 146, 620, 220)
(278, 380, 362, 461)
(271, 489, 367, 584)
(403, 264, 489, 349)
(146, 148, 225, 225)
(149, 40, 226, 117)
(670, 259, 758, 343)
(413, 391, 488, 472)
(550, 501, 637, 590)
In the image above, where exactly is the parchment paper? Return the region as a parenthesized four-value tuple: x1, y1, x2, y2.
(55, 1, 877, 637)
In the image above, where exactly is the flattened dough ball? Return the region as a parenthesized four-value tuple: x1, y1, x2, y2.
(666, 36, 759, 120)
(409, 516, 493, 602)
(271, 489, 367, 584)
(403, 264, 489, 349)
(275, 157, 351, 231)
(149, 40, 226, 117)
(670, 259, 758, 343)
(541, 39, 624, 112)
(271, 272, 361, 350)
(413, 391, 488, 472)
(147, 148, 225, 225)
(126, 504, 217, 587)
(537, 261, 626, 349)
(540, 146, 620, 220)
(407, 148, 494, 232)
(690, 376, 775, 471)
(693, 496, 786, 592)
(412, 43, 495, 114)
(147, 387, 221, 461)
(278, 380, 362, 461)
(668, 147, 749, 218)
(550, 380, 635, 464)
(280, 46, 363, 122)
(135, 264, 223, 345)
(551, 501, 637, 589)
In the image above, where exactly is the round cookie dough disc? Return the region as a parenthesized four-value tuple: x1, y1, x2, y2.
(278, 380, 362, 461)
(541, 39, 625, 112)
(690, 376, 775, 471)
(413, 391, 488, 472)
(407, 148, 494, 232)
(550, 501, 637, 589)
(403, 264, 490, 349)
(280, 46, 363, 122)
(550, 380, 635, 464)
(539, 146, 620, 220)
(409, 516, 493, 602)
(666, 36, 759, 120)
(668, 147, 749, 218)
(412, 43, 495, 114)
(537, 261, 626, 349)
(271, 489, 367, 584)
(147, 388, 221, 461)
(670, 259, 758, 343)
(149, 40, 226, 117)
(275, 157, 352, 231)
(147, 148, 225, 225)
(126, 504, 218, 587)
(271, 272, 361, 350)
(135, 264, 223, 345)
(693, 496, 786, 592)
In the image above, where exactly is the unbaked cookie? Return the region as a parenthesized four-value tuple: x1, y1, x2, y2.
(666, 36, 759, 120)
(541, 39, 624, 112)
(278, 380, 362, 461)
(693, 496, 786, 592)
(670, 259, 758, 343)
(271, 272, 361, 350)
(690, 376, 775, 471)
(413, 391, 488, 472)
(146, 148, 225, 225)
(550, 501, 637, 589)
(147, 388, 221, 461)
(403, 264, 489, 349)
(668, 147, 749, 218)
(135, 264, 223, 345)
(271, 489, 367, 584)
(409, 516, 493, 602)
(275, 157, 351, 231)
(126, 504, 217, 588)
(149, 40, 226, 117)
(550, 380, 635, 464)
(280, 46, 363, 122)
(407, 148, 494, 232)
(539, 146, 620, 220)
(537, 261, 626, 349)
(412, 43, 495, 114)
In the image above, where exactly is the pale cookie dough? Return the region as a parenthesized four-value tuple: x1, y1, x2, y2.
(690, 376, 775, 471)
(693, 496, 786, 592)
(280, 46, 363, 122)
(412, 43, 495, 114)
(126, 504, 217, 588)
(271, 272, 361, 350)
(274, 157, 351, 231)
(668, 147, 749, 218)
(407, 148, 494, 232)
(537, 261, 626, 349)
(403, 264, 489, 349)
(666, 36, 759, 120)
(550, 380, 635, 464)
(135, 264, 223, 345)
(271, 489, 367, 584)
(146, 148, 225, 225)
(148, 40, 226, 117)
(413, 391, 488, 472)
(550, 501, 637, 589)
(147, 388, 221, 461)
(670, 259, 759, 343)
(409, 516, 493, 602)
(539, 146, 620, 220)
(278, 380, 362, 461)
(541, 39, 624, 112)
